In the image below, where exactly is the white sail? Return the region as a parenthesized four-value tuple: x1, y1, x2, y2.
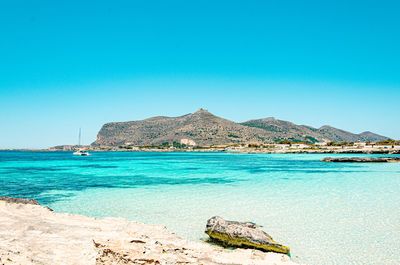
(73, 128, 90, 156)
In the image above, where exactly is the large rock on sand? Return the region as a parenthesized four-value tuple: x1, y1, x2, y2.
(205, 216, 290, 254)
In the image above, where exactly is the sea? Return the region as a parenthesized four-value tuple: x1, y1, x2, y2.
(0, 151, 399, 265)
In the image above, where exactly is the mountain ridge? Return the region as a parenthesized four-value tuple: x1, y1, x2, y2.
(93, 109, 389, 146)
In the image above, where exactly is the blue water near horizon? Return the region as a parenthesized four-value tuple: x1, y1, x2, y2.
(0, 151, 399, 265)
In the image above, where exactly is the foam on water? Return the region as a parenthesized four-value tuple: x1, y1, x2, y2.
(0, 151, 399, 264)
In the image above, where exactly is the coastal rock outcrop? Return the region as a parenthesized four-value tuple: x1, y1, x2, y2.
(0, 196, 54, 211)
(205, 216, 290, 254)
(0, 198, 301, 265)
(321, 157, 400, 163)
(0, 196, 40, 205)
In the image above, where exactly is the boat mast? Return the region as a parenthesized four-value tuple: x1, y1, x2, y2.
(78, 128, 81, 149)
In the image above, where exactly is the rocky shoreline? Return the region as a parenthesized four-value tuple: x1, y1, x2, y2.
(0, 197, 302, 265)
(4, 147, 400, 155)
(321, 157, 400, 163)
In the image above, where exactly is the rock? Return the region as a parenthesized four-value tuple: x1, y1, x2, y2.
(0, 196, 40, 205)
(0, 196, 53, 211)
(321, 157, 400, 163)
(180, 138, 197, 146)
(205, 216, 290, 254)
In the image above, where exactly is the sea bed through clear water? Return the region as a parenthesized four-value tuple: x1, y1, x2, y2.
(0, 151, 399, 265)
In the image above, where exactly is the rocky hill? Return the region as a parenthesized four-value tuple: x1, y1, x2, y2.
(93, 109, 389, 146)
(240, 118, 322, 143)
(241, 119, 387, 143)
(94, 109, 274, 146)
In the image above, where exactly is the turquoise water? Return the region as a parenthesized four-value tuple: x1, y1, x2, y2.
(0, 151, 399, 265)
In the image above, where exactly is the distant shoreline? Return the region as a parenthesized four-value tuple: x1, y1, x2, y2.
(2, 146, 400, 155)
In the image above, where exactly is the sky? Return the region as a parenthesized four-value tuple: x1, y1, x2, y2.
(0, 0, 399, 148)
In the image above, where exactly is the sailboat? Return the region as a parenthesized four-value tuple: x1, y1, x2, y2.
(73, 128, 90, 156)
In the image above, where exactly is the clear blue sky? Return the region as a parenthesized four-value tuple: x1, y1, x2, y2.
(1, 0, 399, 148)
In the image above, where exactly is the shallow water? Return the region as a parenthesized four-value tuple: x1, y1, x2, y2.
(0, 151, 399, 264)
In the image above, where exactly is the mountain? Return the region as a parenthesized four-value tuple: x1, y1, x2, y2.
(94, 109, 274, 146)
(93, 109, 389, 146)
(358, 131, 389, 142)
(242, 119, 389, 143)
(240, 118, 322, 143)
(317, 125, 363, 142)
